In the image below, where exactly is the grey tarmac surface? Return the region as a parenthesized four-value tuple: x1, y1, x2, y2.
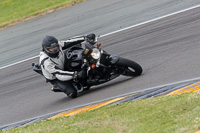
(1, 0, 200, 127)
(0, 0, 200, 68)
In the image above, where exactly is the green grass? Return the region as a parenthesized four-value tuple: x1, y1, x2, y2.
(2, 92, 200, 133)
(0, 0, 85, 29)
(1, 2, 200, 132)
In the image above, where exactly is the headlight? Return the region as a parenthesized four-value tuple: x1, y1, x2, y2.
(91, 48, 100, 59)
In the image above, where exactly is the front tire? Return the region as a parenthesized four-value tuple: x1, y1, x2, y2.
(116, 57, 142, 77)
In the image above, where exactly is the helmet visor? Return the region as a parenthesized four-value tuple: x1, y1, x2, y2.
(44, 43, 59, 52)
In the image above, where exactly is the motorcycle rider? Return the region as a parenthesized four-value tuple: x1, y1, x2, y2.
(39, 33, 96, 98)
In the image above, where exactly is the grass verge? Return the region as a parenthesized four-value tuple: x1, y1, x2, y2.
(1, 92, 200, 133)
(0, 0, 86, 30)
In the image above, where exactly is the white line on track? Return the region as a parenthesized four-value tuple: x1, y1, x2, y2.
(100, 4, 200, 38)
(0, 55, 39, 70)
(1, 4, 200, 70)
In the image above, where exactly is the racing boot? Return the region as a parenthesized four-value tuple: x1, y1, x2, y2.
(51, 85, 62, 92)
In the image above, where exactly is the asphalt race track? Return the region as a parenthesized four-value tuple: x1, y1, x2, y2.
(1, 0, 200, 127)
(0, 0, 200, 68)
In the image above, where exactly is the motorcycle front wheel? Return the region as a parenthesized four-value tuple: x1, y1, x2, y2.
(115, 57, 143, 77)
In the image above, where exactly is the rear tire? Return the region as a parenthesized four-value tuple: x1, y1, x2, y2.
(116, 57, 142, 77)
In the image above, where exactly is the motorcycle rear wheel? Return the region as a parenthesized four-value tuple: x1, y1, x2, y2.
(116, 57, 142, 77)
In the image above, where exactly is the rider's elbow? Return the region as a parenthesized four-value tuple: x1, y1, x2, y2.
(55, 74, 73, 81)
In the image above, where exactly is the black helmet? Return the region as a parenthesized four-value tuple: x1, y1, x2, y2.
(42, 35, 60, 58)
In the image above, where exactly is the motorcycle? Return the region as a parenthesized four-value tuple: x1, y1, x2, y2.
(32, 39, 142, 97)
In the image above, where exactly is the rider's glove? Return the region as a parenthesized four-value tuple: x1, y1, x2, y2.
(73, 70, 87, 81)
(85, 33, 96, 45)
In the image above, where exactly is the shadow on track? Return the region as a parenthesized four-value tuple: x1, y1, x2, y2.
(77, 76, 135, 97)
(43, 76, 142, 108)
